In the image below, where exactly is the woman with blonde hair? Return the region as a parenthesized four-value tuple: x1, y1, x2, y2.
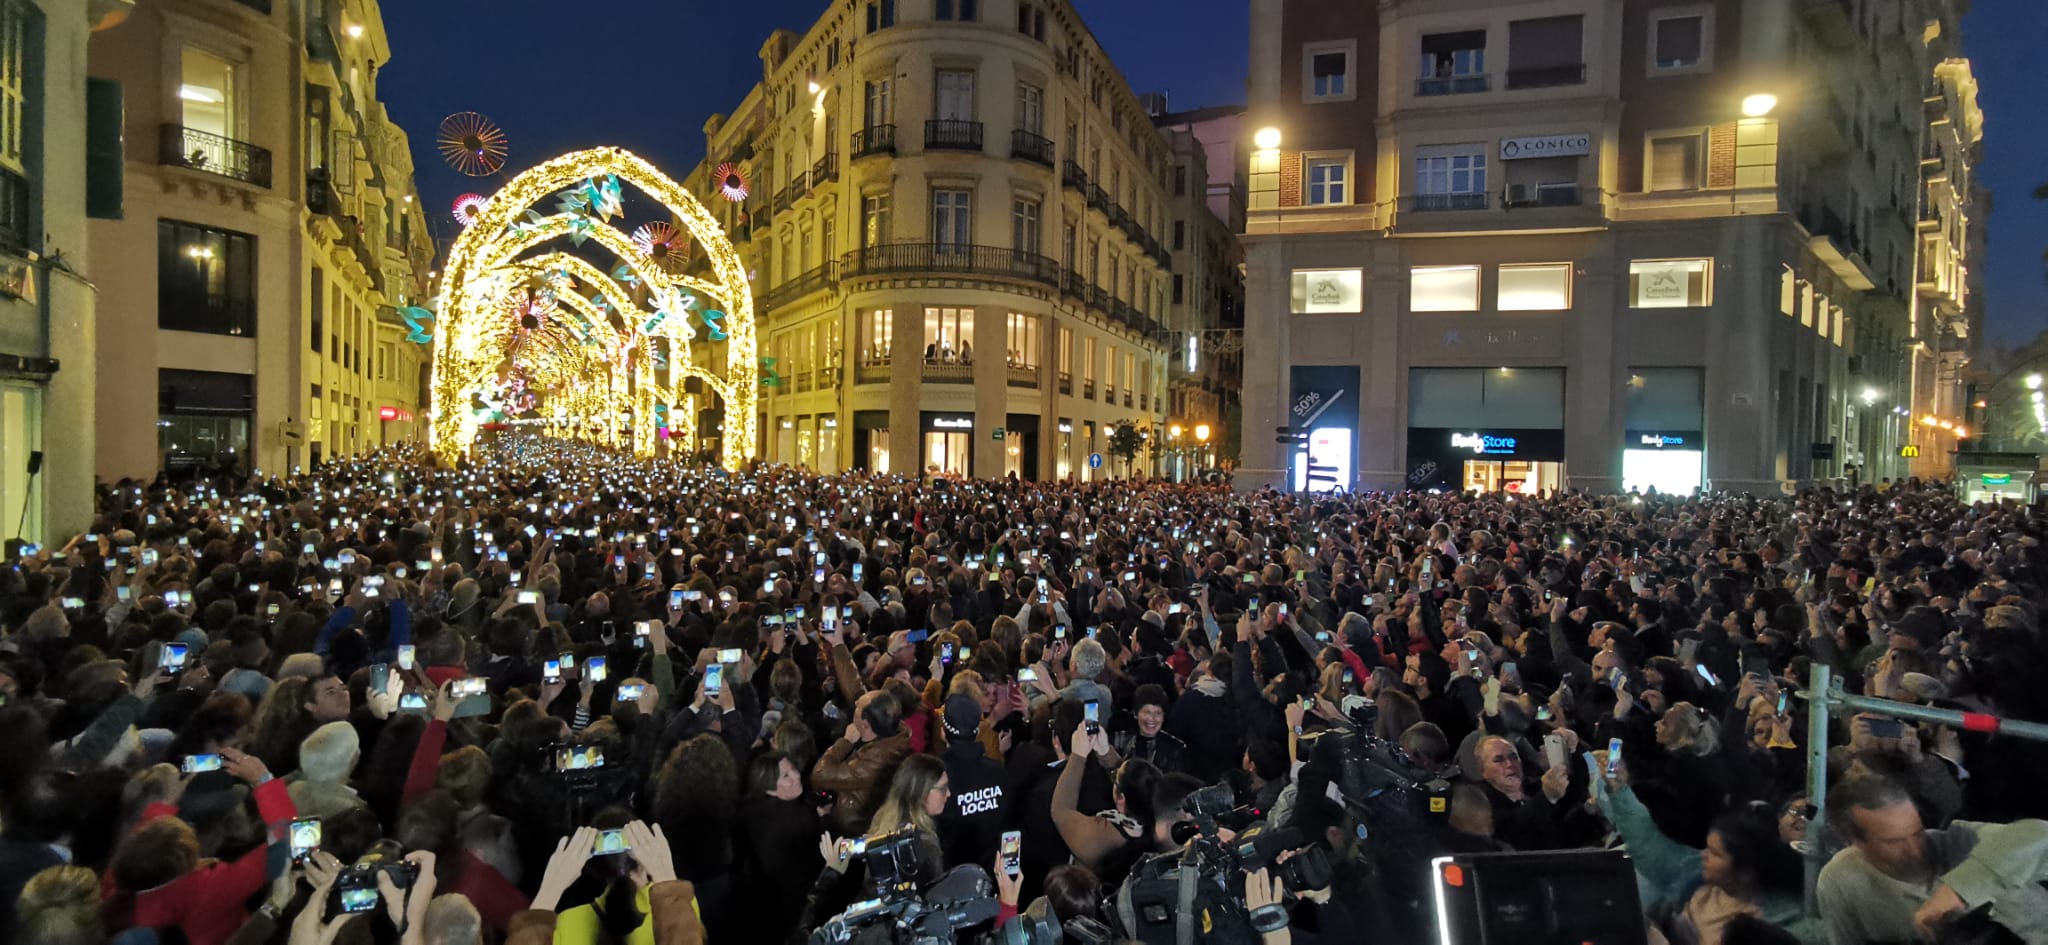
(18, 865, 102, 945)
(864, 754, 951, 876)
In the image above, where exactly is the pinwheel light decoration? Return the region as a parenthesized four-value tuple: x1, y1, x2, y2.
(632, 222, 689, 273)
(398, 306, 436, 344)
(438, 112, 510, 177)
(715, 162, 749, 202)
(452, 193, 488, 227)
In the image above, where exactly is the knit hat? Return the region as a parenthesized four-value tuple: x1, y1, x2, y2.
(299, 721, 359, 783)
(942, 693, 983, 739)
(218, 667, 273, 702)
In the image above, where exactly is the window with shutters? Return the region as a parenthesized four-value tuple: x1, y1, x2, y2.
(0, 0, 26, 176)
(1505, 15, 1584, 88)
(1302, 40, 1357, 103)
(1649, 9, 1712, 74)
(864, 78, 893, 128)
(1645, 132, 1703, 192)
(1012, 198, 1040, 253)
(931, 189, 972, 248)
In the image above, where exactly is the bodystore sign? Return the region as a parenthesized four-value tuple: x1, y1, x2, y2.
(1451, 432, 1520, 455)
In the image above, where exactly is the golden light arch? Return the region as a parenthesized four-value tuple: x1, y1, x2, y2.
(429, 147, 756, 469)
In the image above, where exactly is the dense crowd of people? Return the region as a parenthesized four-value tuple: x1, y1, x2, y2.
(3, 435, 2048, 945)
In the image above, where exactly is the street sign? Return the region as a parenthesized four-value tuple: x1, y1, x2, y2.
(1088, 452, 1103, 469)
(992, 427, 1005, 440)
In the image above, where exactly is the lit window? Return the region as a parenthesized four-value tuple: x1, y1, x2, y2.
(1410, 265, 1480, 312)
(1629, 258, 1712, 308)
(1290, 269, 1363, 314)
(1305, 157, 1347, 206)
(1498, 263, 1572, 311)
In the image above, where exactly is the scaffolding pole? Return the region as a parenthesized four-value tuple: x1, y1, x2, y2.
(1800, 662, 2048, 913)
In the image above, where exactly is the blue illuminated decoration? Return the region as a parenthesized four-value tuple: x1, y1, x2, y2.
(398, 306, 436, 344)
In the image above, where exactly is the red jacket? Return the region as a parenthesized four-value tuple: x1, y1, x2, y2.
(118, 777, 297, 945)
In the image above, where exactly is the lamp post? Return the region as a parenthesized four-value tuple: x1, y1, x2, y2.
(1194, 423, 1211, 473)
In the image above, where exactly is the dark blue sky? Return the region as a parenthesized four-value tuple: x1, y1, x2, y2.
(379, 1, 2041, 344)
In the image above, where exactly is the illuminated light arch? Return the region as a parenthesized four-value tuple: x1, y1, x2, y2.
(430, 147, 756, 468)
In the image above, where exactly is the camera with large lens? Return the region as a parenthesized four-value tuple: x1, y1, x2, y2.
(329, 840, 418, 915)
(996, 910, 1115, 944)
(1297, 728, 1451, 827)
(808, 828, 1000, 945)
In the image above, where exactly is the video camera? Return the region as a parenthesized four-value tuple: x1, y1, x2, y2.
(1297, 727, 1451, 828)
(808, 858, 1001, 945)
(996, 912, 1115, 945)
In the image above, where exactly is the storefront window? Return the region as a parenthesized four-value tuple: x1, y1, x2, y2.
(867, 428, 891, 474)
(1007, 313, 1041, 368)
(923, 307, 975, 363)
(860, 309, 893, 365)
(1498, 263, 1571, 311)
(1056, 421, 1072, 479)
(925, 431, 970, 476)
(1410, 265, 1480, 312)
(1629, 258, 1712, 308)
(1289, 268, 1363, 314)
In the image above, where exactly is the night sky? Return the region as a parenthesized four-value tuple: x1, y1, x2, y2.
(378, 1, 2042, 344)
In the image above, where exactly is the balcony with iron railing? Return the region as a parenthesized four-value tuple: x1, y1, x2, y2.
(811, 153, 838, 186)
(1062, 270, 1089, 299)
(1086, 183, 1109, 213)
(1011, 130, 1055, 166)
(1062, 159, 1089, 191)
(1416, 74, 1489, 96)
(0, 167, 28, 252)
(841, 243, 1060, 287)
(1409, 192, 1489, 213)
(161, 123, 273, 188)
(852, 125, 896, 159)
(763, 261, 839, 310)
(925, 119, 985, 152)
(1505, 63, 1586, 89)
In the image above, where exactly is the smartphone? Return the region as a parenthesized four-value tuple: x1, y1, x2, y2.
(559, 652, 576, 670)
(1054, 624, 1068, 640)
(762, 578, 777, 596)
(813, 567, 827, 585)
(718, 647, 743, 664)
(940, 642, 956, 664)
(907, 628, 929, 644)
(142, 548, 159, 567)
(397, 645, 416, 671)
(553, 744, 604, 771)
(838, 836, 869, 860)
(1606, 737, 1624, 778)
(1084, 699, 1101, 734)
(669, 588, 686, 610)
(117, 585, 132, 602)
(1867, 716, 1904, 739)
(703, 663, 725, 696)
(161, 642, 190, 672)
(1000, 830, 1022, 876)
(543, 659, 562, 684)
(595, 828, 631, 855)
(586, 656, 607, 683)
(1018, 667, 1040, 683)
(1536, 704, 1553, 722)
(1776, 691, 1790, 715)
(852, 563, 865, 582)
(517, 590, 539, 605)
(181, 753, 224, 774)
(1544, 734, 1567, 770)
(617, 684, 647, 702)
(1278, 602, 1289, 619)
(289, 817, 322, 864)
(1696, 664, 1719, 687)
(399, 692, 428, 712)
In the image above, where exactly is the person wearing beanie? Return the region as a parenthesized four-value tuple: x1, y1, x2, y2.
(289, 720, 365, 819)
(936, 692, 1010, 870)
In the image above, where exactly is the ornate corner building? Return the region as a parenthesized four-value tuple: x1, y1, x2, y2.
(686, 0, 1213, 480)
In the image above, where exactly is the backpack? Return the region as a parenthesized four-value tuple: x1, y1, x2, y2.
(1112, 846, 1258, 945)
